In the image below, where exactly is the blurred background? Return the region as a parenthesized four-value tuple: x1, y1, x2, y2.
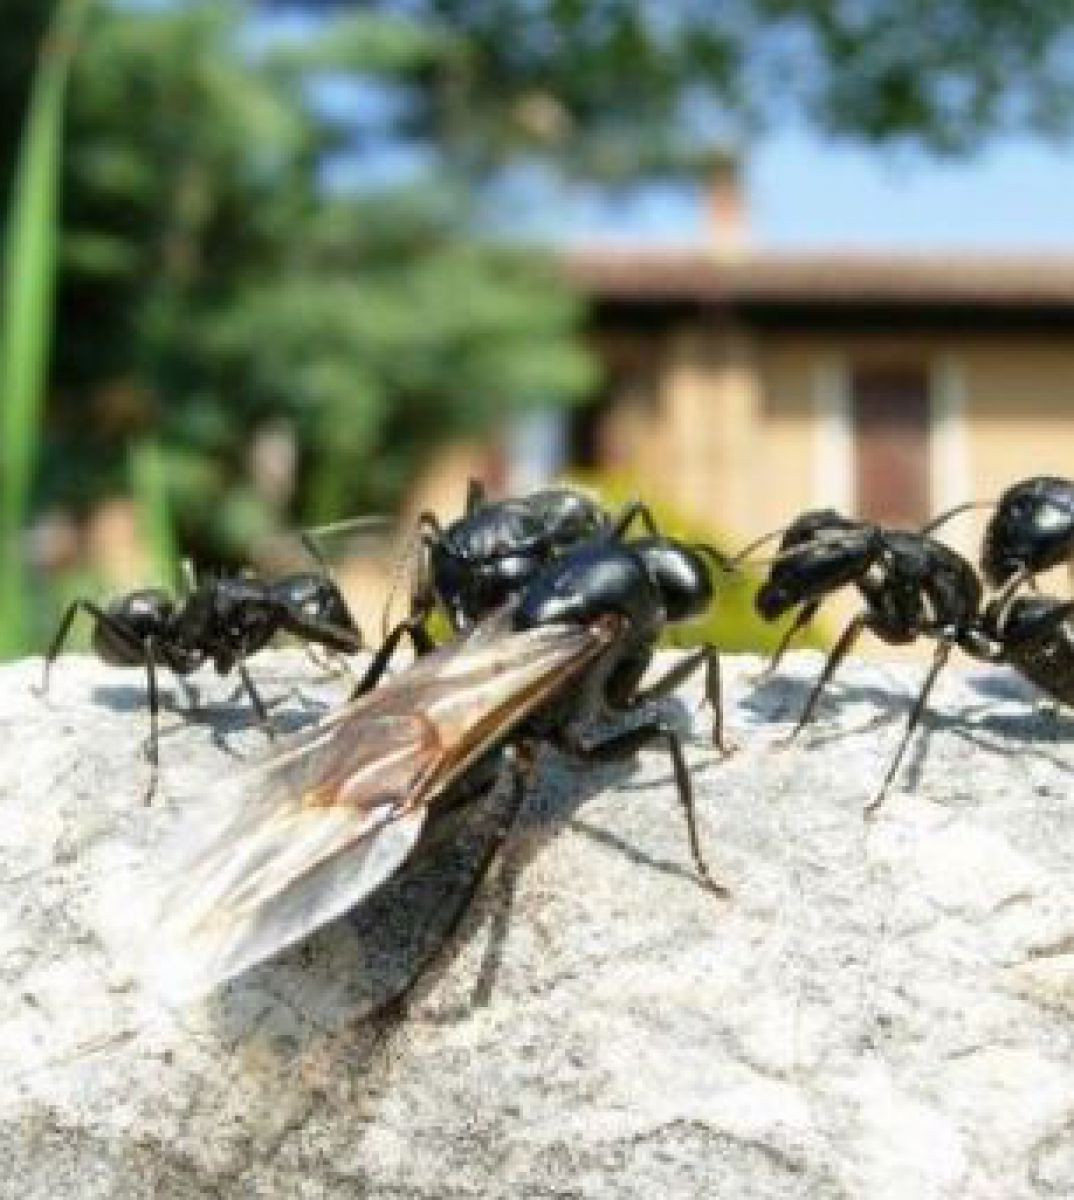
(7, 0, 1074, 659)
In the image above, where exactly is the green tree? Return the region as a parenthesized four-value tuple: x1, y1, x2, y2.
(272, 0, 1074, 161)
(6, 0, 1074, 652)
(32, 2, 592, 568)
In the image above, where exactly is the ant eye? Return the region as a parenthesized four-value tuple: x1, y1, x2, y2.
(1037, 502, 1067, 531)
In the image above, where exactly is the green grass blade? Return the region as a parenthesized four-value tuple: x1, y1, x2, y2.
(0, 0, 91, 658)
(130, 437, 179, 593)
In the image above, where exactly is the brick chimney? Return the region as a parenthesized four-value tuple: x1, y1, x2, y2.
(705, 157, 748, 254)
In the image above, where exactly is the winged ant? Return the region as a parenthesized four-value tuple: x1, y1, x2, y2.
(150, 529, 734, 1000)
(305, 479, 695, 699)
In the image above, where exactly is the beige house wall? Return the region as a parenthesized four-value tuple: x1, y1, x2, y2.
(643, 327, 1074, 654)
(654, 329, 1074, 554)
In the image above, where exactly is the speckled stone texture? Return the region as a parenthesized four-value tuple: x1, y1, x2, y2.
(1, 648, 1074, 1199)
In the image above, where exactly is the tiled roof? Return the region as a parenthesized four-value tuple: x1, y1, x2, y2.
(565, 247, 1074, 307)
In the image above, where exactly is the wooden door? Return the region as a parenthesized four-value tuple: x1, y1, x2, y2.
(852, 365, 930, 526)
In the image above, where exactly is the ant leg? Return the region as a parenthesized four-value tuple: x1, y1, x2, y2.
(465, 478, 487, 514)
(142, 635, 161, 804)
(757, 601, 820, 681)
(40, 599, 142, 694)
(609, 500, 660, 541)
(235, 658, 276, 740)
(866, 638, 953, 819)
(304, 644, 358, 685)
(41, 600, 87, 693)
(354, 617, 435, 697)
(787, 611, 870, 742)
(614, 645, 730, 754)
(367, 756, 529, 1021)
(179, 558, 197, 598)
(557, 722, 727, 896)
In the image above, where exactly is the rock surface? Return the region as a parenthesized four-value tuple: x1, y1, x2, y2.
(1, 648, 1074, 1198)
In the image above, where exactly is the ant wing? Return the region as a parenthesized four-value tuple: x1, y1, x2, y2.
(146, 618, 614, 999)
(300, 513, 432, 639)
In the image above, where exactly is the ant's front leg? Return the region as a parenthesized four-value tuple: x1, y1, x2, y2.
(784, 611, 872, 744)
(556, 722, 728, 896)
(609, 644, 731, 755)
(354, 616, 436, 698)
(609, 500, 660, 542)
(755, 600, 820, 682)
(235, 657, 276, 741)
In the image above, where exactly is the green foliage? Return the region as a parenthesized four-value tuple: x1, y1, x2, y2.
(37, 1, 594, 575)
(0, 0, 90, 658)
(278, 0, 1074, 160)
(568, 474, 828, 654)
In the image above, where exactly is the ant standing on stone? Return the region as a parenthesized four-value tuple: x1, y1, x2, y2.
(39, 563, 363, 799)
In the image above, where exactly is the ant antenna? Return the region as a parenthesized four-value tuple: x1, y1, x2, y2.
(727, 526, 791, 568)
(690, 542, 735, 575)
(919, 500, 995, 536)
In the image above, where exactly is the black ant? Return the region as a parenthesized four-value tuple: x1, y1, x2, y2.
(925, 474, 1074, 589)
(737, 508, 1074, 815)
(159, 528, 740, 996)
(311, 479, 681, 698)
(39, 564, 363, 799)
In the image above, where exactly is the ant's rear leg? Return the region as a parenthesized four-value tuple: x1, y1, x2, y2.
(865, 637, 953, 819)
(556, 722, 727, 896)
(39, 599, 143, 695)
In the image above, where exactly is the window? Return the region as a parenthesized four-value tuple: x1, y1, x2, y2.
(852, 365, 930, 526)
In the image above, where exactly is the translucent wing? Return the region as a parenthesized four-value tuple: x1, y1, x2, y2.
(301, 513, 430, 640)
(147, 618, 615, 999)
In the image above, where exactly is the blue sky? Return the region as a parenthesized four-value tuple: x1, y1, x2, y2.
(752, 130, 1074, 249)
(547, 129, 1074, 250)
(255, 9, 1074, 252)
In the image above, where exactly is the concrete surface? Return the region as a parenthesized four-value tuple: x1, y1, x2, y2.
(1, 648, 1074, 1198)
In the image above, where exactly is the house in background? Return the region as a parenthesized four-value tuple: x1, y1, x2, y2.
(414, 170, 1074, 604)
(561, 241, 1074, 559)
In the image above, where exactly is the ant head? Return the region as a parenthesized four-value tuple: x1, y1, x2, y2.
(276, 573, 358, 633)
(528, 488, 609, 546)
(982, 476, 1074, 586)
(756, 523, 878, 620)
(984, 591, 1074, 646)
(780, 509, 860, 550)
(633, 538, 714, 624)
(94, 589, 174, 665)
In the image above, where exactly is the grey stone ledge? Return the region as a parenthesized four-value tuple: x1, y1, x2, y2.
(1, 649, 1073, 1199)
